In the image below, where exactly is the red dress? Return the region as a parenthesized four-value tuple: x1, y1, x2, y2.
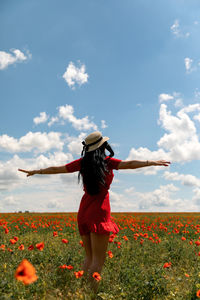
(65, 156, 121, 236)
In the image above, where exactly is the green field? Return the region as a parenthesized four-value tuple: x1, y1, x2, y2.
(1, 212, 200, 299)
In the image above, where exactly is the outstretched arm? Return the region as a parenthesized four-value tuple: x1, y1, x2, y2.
(18, 165, 68, 177)
(118, 160, 170, 170)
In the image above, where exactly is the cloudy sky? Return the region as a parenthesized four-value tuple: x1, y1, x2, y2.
(1, 0, 200, 212)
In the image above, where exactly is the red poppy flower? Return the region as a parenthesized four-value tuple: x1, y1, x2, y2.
(10, 239, 17, 244)
(93, 272, 101, 281)
(61, 239, 68, 244)
(0, 244, 5, 250)
(197, 290, 200, 298)
(79, 240, 84, 247)
(109, 234, 116, 243)
(18, 244, 24, 250)
(163, 262, 172, 268)
(66, 265, 73, 270)
(156, 239, 161, 244)
(74, 270, 84, 278)
(195, 241, 200, 246)
(107, 250, 113, 258)
(59, 264, 73, 270)
(14, 236, 19, 241)
(140, 239, 144, 245)
(59, 264, 67, 269)
(28, 245, 34, 251)
(36, 242, 44, 251)
(15, 259, 38, 285)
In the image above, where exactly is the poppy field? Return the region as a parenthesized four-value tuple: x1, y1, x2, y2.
(1, 212, 200, 299)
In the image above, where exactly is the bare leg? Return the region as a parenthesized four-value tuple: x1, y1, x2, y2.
(80, 234, 92, 275)
(89, 232, 110, 293)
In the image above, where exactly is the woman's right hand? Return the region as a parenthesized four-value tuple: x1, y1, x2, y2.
(18, 169, 36, 177)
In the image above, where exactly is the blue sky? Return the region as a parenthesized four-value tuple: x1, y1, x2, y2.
(1, 0, 200, 212)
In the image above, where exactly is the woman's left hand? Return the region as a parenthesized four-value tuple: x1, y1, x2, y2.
(153, 160, 171, 167)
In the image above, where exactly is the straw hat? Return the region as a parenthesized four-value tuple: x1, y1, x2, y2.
(82, 131, 109, 153)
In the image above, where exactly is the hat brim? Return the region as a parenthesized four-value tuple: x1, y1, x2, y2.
(87, 137, 109, 152)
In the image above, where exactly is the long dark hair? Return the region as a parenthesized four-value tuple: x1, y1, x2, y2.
(78, 141, 114, 195)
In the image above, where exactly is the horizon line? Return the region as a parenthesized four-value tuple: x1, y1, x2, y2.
(1, 211, 200, 214)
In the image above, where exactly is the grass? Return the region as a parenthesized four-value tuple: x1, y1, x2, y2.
(1, 212, 200, 299)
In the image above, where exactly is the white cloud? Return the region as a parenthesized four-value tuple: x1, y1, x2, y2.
(158, 92, 183, 107)
(159, 93, 174, 103)
(2, 97, 200, 212)
(184, 58, 200, 74)
(158, 104, 196, 148)
(184, 57, 193, 73)
(3, 196, 18, 206)
(136, 184, 180, 209)
(126, 100, 200, 167)
(0, 155, 23, 191)
(194, 89, 200, 100)
(109, 190, 138, 211)
(0, 195, 20, 212)
(62, 61, 88, 89)
(163, 169, 200, 209)
(0, 132, 64, 153)
(184, 32, 190, 38)
(34, 151, 73, 168)
(127, 147, 168, 161)
(43, 104, 98, 131)
(193, 188, 200, 205)
(126, 183, 186, 211)
(124, 187, 135, 194)
(0, 49, 31, 70)
(125, 147, 169, 175)
(0, 150, 74, 193)
(194, 114, 200, 122)
(171, 19, 180, 36)
(47, 199, 64, 209)
(0, 150, 82, 211)
(109, 184, 196, 212)
(58, 104, 97, 131)
(33, 112, 48, 125)
(174, 98, 183, 108)
(48, 116, 59, 127)
(136, 103, 142, 107)
(179, 103, 200, 114)
(101, 120, 108, 129)
(164, 171, 200, 187)
(0, 150, 198, 212)
(59, 104, 73, 118)
(66, 132, 87, 155)
(0, 184, 82, 212)
(157, 103, 200, 162)
(170, 20, 190, 38)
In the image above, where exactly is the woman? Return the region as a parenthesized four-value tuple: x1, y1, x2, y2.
(18, 131, 170, 292)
